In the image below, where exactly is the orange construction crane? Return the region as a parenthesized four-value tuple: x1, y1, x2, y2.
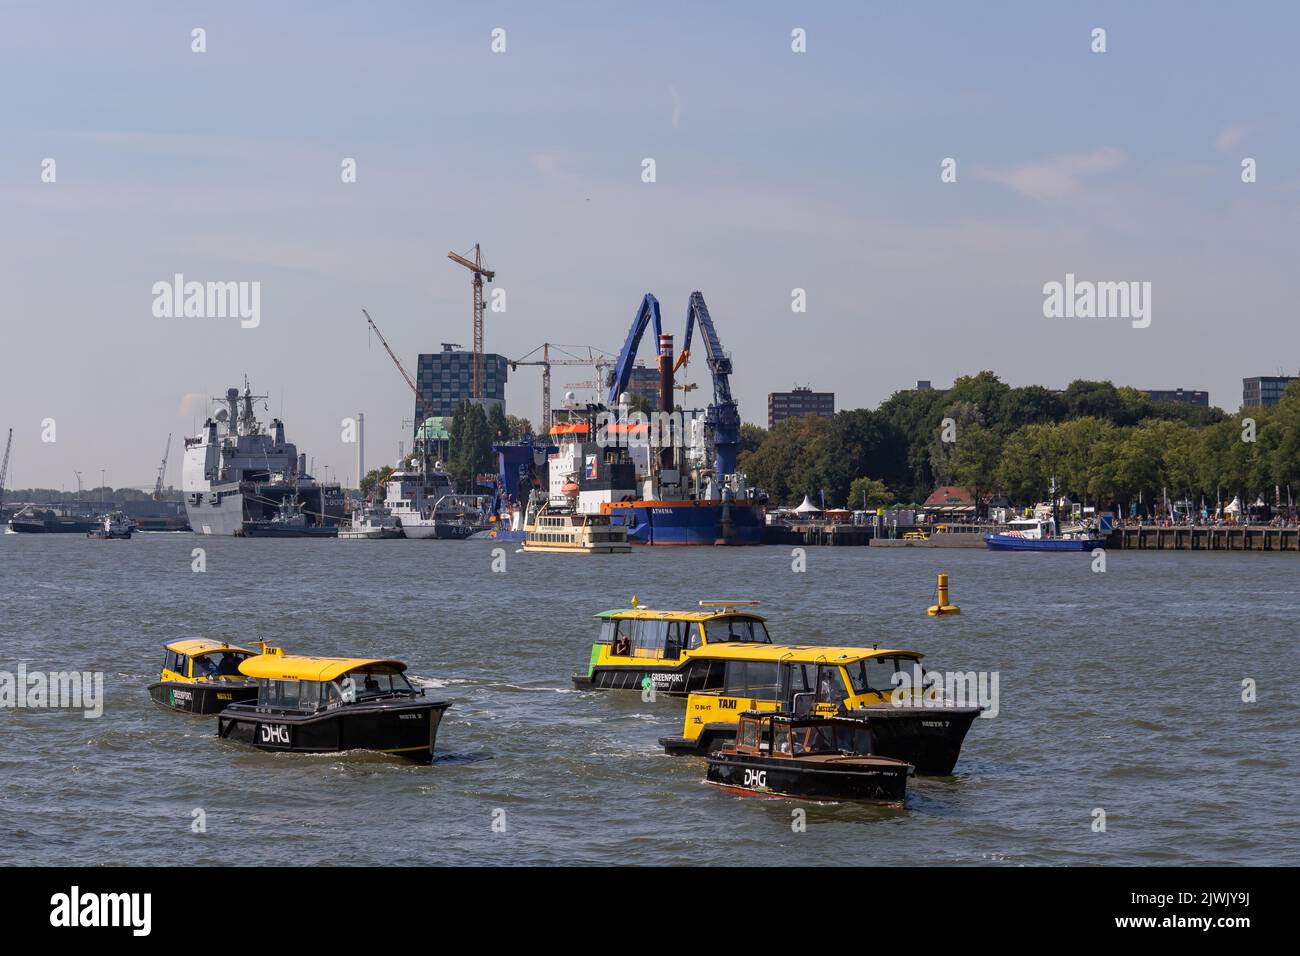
(446, 244, 495, 401)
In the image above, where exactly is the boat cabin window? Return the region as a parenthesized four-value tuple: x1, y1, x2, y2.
(845, 656, 920, 695)
(815, 666, 849, 706)
(685, 623, 703, 651)
(781, 662, 816, 698)
(739, 717, 762, 750)
(631, 620, 670, 659)
(259, 679, 302, 709)
(334, 669, 415, 701)
(298, 680, 321, 711)
(609, 619, 634, 656)
(663, 621, 684, 660)
(164, 650, 188, 677)
(723, 661, 780, 698)
(771, 722, 792, 754)
(790, 723, 837, 756)
(707, 617, 770, 644)
(597, 620, 616, 644)
(192, 651, 247, 679)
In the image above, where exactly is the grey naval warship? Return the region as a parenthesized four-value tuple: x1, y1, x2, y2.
(181, 382, 343, 536)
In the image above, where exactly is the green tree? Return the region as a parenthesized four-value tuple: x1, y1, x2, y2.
(486, 403, 510, 443)
(505, 415, 534, 439)
(876, 386, 947, 500)
(739, 414, 832, 504)
(928, 401, 985, 486)
(949, 423, 1003, 514)
(813, 409, 907, 507)
(995, 385, 1066, 434)
(359, 466, 394, 498)
(449, 400, 495, 490)
(1062, 379, 1123, 424)
(738, 422, 767, 457)
(847, 476, 894, 510)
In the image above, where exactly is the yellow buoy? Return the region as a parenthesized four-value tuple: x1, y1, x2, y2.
(927, 573, 960, 616)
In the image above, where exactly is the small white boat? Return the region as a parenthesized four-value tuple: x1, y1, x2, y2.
(338, 504, 403, 540)
(383, 459, 488, 539)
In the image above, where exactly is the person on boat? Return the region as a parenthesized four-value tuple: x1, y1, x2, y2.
(216, 653, 242, 676)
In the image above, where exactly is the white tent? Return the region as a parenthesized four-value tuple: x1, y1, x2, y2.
(794, 495, 822, 514)
(1223, 496, 1242, 515)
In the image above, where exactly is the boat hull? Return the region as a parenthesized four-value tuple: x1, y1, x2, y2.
(241, 524, 338, 538)
(148, 680, 258, 715)
(984, 533, 1106, 551)
(573, 658, 723, 696)
(394, 519, 440, 539)
(606, 500, 764, 546)
(10, 515, 99, 533)
(217, 698, 450, 761)
(338, 527, 403, 539)
(705, 752, 909, 803)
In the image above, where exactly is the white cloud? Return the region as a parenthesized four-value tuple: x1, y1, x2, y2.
(1215, 124, 1250, 152)
(979, 148, 1127, 202)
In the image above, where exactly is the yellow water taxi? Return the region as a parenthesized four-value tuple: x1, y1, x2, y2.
(216, 648, 449, 762)
(147, 639, 260, 714)
(656, 643, 980, 773)
(570, 599, 978, 773)
(572, 600, 771, 694)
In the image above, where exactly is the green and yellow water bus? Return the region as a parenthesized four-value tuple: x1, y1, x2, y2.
(573, 600, 980, 774)
(572, 600, 773, 695)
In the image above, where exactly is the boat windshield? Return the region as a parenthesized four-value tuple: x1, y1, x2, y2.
(334, 669, 415, 701)
(781, 722, 870, 756)
(709, 617, 770, 643)
(192, 651, 249, 679)
(845, 655, 922, 695)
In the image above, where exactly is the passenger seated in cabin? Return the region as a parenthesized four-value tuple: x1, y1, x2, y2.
(612, 635, 631, 657)
(192, 655, 218, 678)
(216, 653, 242, 676)
(363, 674, 381, 694)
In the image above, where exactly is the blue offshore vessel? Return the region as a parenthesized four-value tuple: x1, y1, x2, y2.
(489, 291, 765, 545)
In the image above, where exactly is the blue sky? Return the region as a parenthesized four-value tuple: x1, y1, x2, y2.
(2, 1, 1298, 488)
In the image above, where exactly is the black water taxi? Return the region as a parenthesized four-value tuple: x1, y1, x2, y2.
(216, 649, 449, 762)
(705, 710, 911, 804)
(147, 639, 260, 714)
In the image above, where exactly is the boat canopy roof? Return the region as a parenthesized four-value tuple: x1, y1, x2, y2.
(596, 608, 767, 624)
(239, 655, 407, 682)
(164, 639, 256, 659)
(691, 643, 922, 664)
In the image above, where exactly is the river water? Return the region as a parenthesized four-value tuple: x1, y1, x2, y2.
(1, 532, 1296, 866)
